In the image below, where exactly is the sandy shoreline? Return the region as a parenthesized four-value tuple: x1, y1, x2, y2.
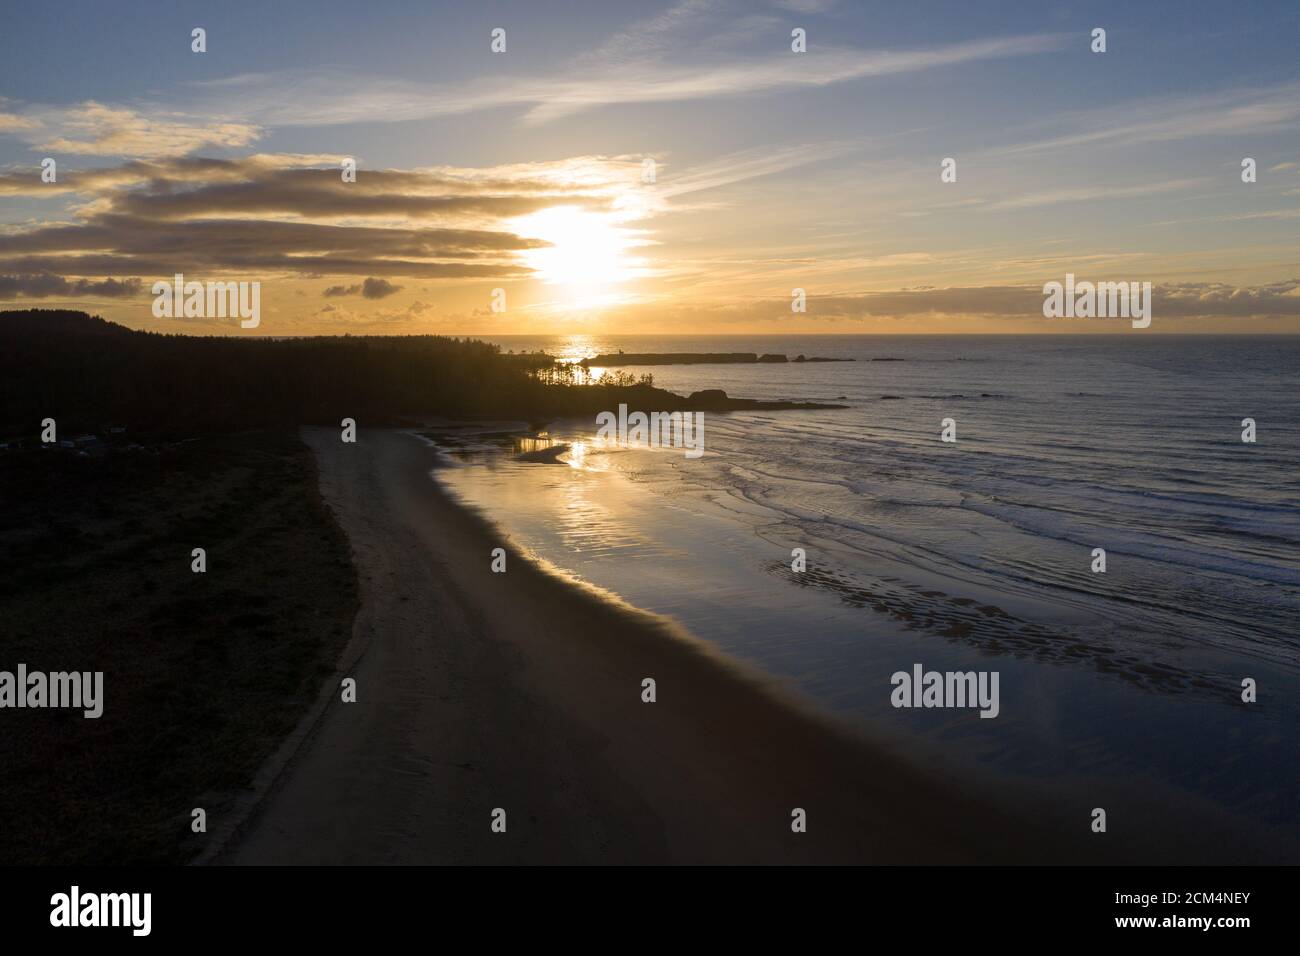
(220, 428, 1241, 864)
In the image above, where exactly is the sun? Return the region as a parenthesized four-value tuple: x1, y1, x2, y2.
(510, 206, 642, 309)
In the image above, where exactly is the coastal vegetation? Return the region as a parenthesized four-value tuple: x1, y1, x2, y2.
(0, 428, 358, 863)
(0, 310, 842, 438)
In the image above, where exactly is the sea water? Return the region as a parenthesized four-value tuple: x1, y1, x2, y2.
(436, 335, 1300, 848)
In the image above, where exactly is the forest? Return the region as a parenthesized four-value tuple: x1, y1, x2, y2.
(0, 310, 840, 437)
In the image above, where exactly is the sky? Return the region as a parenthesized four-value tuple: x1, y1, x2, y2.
(1, 0, 1299, 335)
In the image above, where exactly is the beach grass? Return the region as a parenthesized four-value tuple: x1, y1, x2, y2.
(0, 430, 358, 864)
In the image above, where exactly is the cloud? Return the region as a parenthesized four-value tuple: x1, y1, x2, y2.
(183, 32, 1066, 129)
(0, 274, 142, 299)
(1151, 280, 1300, 317)
(0, 11, 1065, 155)
(0, 112, 40, 132)
(653, 140, 858, 199)
(361, 277, 402, 299)
(599, 281, 1300, 327)
(524, 34, 1070, 124)
(0, 96, 41, 133)
(772, 0, 838, 12)
(13, 102, 261, 157)
(322, 277, 403, 299)
(0, 142, 848, 293)
(0, 153, 633, 215)
(801, 281, 1300, 319)
(993, 82, 1300, 156)
(0, 153, 651, 289)
(587, 0, 722, 64)
(5, 8, 1058, 144)
(978, 177, 1208, 211)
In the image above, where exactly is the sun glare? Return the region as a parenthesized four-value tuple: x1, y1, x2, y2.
(510, 206, 642, 309)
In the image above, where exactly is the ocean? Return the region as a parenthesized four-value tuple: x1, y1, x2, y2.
(435, 335, 1300, 845)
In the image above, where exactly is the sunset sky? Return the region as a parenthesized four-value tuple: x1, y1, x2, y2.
(2, 0, 1299, 334)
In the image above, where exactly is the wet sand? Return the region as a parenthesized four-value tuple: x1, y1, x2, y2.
(219, 428, 1192, 864)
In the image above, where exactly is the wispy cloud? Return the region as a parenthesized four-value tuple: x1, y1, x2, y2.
(612, 281, 1300, 327)
(8, 102, 261, 157)
(178, 32, 1066, 132)
(982, 177, 1209, 210)
(815, 281, 1300, 318)
(0, 97, 41, 133)
(652, 140, 858, 199)
(0, 113, 40, 132)
(772, 0, 839, 12)
(992, 81, 1300, 156)
(522, 34, 1070, 125)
